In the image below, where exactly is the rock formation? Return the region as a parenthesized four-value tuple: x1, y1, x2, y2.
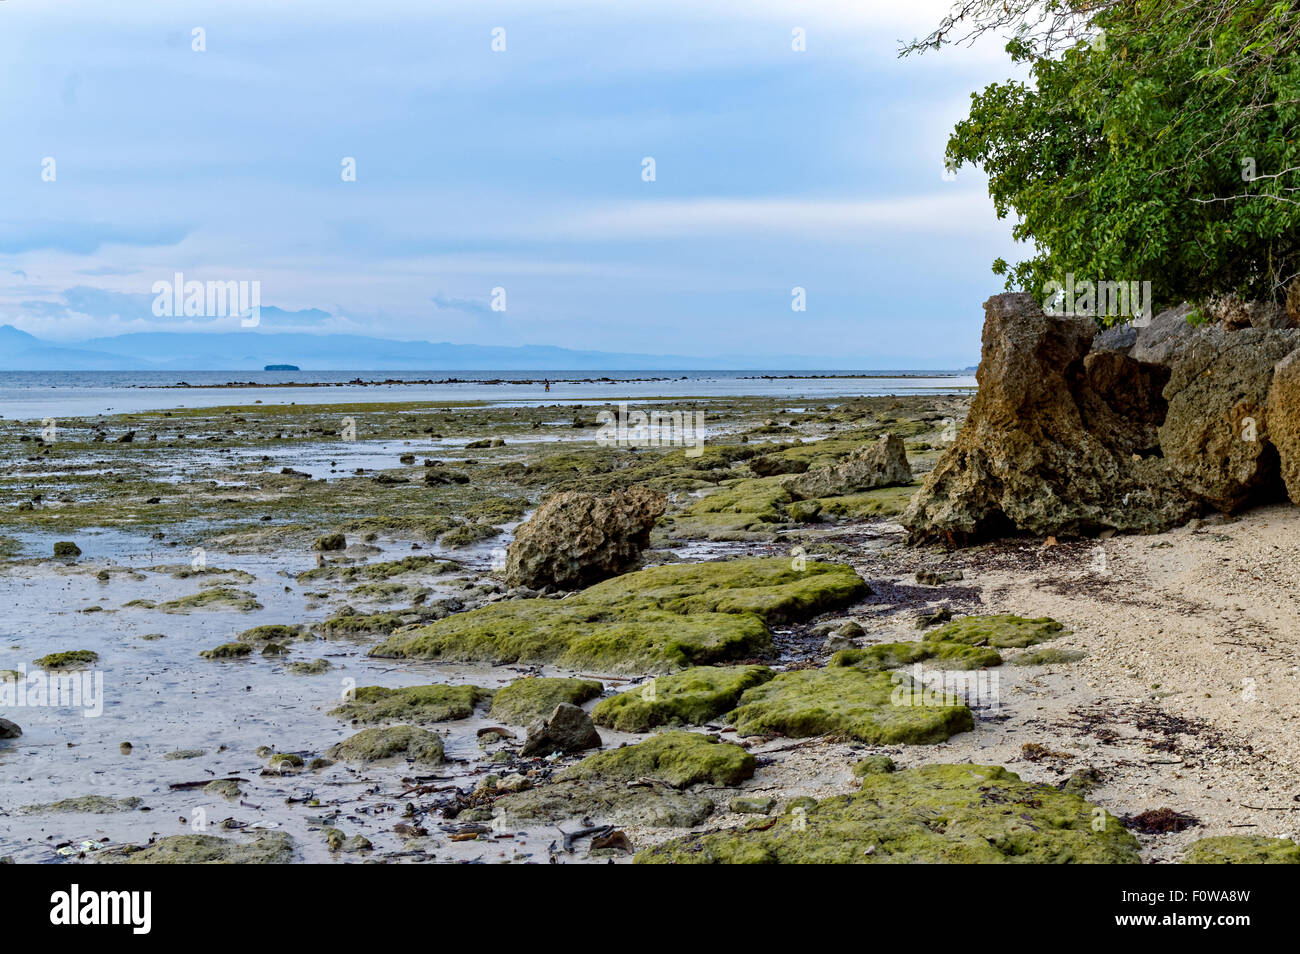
(904, 292, 1300, 542)
(504, 485, 666, 589)
(783, 433, 912, 499)
(902, 293, 1198, 542)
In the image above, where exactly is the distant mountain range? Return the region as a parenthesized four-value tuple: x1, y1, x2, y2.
(0, 325, 765, 371)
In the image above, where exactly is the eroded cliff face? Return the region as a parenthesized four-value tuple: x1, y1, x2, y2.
(903, 292, 1300, 543)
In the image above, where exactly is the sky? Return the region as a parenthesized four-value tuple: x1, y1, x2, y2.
(0, 0, 1028, 368)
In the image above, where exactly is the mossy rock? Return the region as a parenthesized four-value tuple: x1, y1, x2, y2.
(22, 795, 143, 814)
(203, 779, 243, 799)
(561, 731, 755, 788)
(296, 555, 459, 584)
(269, 752, 304, 769)
(326, 725, 445, 765)
(200, 642, 253, 660)
(489, 779, 717, 828)
(489, 677, 604, 725)
(53, 541, 82, 558)
(329, 683, 491, 724)
(667, 477, 794, 537)
(108, 832, 294, 864)
(727, 667, 973, 745)
(236, 624, 309, 645)
(163, 748, 205, 760)
(287, 658, 332, 675)
(813, 484, 921, 519)
(316, 611, 406, 638)
(33, 650, 99, 670)
(852, 755, 897, 777)
(313, 533, 347, 552)
(830, 641, 1001, 671)
(924, 615, 1064, 649)
(370, 557, 867, 672)
(592, 665, 774, 733)
(157, 588, 263, 614)
(1010, 647, 1087, 666)
(636, 764, 1141, 864)
(1182, 835, 1300, 864)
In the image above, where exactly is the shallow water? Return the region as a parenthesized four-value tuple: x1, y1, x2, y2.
(0, 370, 976, 421)
(0, 530, 639, 864)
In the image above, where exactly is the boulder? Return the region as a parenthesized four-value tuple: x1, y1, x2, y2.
(504, 486, 666, 589)
(1159, 326, 1299, 511)
(782, 434, 912, 500)
(902, 293, 1197, 542)
(1266, 348, 1300, 504)
(0, 718, 21, 739)
(1130, 302, 1197, 365)
(521, 702, 601, 757)
(1204, 294, 1295, 331)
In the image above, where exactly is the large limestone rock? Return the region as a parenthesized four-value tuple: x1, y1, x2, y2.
(1159, 326, 1300, 511)
(902, 293, 1196, 542)
(1130, 302, 1196, 365)
(782, 433, 912, 500)
(1266, 348, 1300, 504)
(521, 702, 601, 757)
(504, 486, 666, 589)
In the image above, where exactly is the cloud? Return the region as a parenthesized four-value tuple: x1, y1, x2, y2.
(430, 294, 492, 316)
(0, 221, 189, 256)
(556, 192, 1000, 239)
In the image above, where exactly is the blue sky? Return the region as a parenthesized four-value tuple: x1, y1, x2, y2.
(0, 0, 1026, 367)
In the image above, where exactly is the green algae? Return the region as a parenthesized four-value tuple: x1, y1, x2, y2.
(157, 588, 263, 614)
(830, 641, 1002, 671)
(727, 667, 974, 745)
(852, 755, 897, 776)
(488, 676, 604, 725)
(592, 665, 774, 733)
(636, 764, 1141, 865)
(203, 779, 243, 799)
(812, 484, 920, 519)
(22, 795, 143, 815)
(287, 658, 332, 675)
(269, 752, 304, 769)
(561, 731, 756, 788)
(296, 555, 459, 584)
(33, 650, 99, 670)
(925, 615, 1065, 649)
(236, 624, 309, 645)
(324, 828, 372, 853)
(315, 611, 407, 638)
(489, 779, 717, 828)
(350, 582, 431, 602)
(109, 832, 295, 864)
(370, 557, 867, 672)
(1182, 835, 1300, 864)
(163, 748, 205, 760)
(199, 642, 253, 660)
(669, 477, 793, 536)
(1010, 647, 1087, 666)
(326, 725, 445, 765)
(329, 683, 491, 724)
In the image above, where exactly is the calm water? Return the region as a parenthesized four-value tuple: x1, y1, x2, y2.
(0, 370, 976, 421)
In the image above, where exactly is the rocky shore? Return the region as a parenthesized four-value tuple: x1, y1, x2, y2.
(1, 330, 1298, 864)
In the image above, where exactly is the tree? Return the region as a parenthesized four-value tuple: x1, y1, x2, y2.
(909, 1, 1300, 321)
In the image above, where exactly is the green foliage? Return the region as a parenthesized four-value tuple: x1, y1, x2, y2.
(945, 2, 1300, 315)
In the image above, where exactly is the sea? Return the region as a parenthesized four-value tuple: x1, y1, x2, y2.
(0, 370, 976, 421)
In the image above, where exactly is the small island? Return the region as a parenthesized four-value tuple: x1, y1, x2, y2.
(264, 364, 299, 371)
